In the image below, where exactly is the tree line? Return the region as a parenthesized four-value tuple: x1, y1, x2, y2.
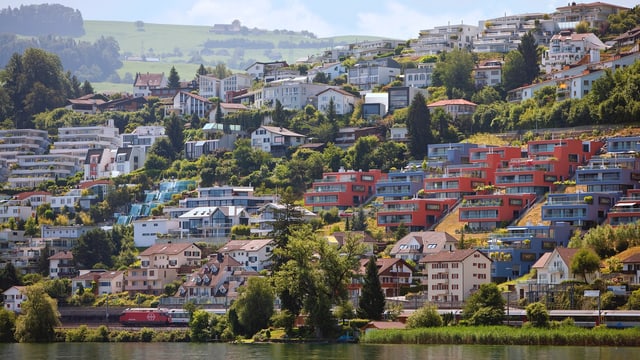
(0, 4, 85, 37)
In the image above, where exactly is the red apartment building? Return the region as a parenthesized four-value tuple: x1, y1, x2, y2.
(377, 197, 459, 232)
(495, 139, 602, 195)
(459, 193, 537, 231)
(607, 189, 640, 226)
(304, 168, 387, 211)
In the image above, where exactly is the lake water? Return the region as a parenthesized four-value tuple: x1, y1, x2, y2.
(0, 343, 637, 360)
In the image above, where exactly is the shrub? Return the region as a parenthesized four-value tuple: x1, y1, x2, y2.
(406, 305, 443, 329)
(139, 328, 155, 342)
(526, 302, 550, 328)
(65, 325, 89, 342)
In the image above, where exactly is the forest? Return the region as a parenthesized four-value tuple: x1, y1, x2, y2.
(0, 4, 85, 36)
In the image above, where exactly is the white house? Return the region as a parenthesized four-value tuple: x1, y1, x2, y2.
(172, 91, 213, 118)
(390, 231, 458, 262)
(111, 146, 145, 177)
(2, 286, 27, 313)
(133, 72, 167, 97)
(259, 81, 329, 110)
(542, 31, 607, 73)
(474, 60, 503, 88)
(420, 249, 492, 303)
(48, 250, 76, 279)
(404, 63, 435, 88)
(133, 217, 180, 247)
(71, 270, 125, 295)
(348, 58, 402, 91)
(209, 102, 248, 122)
(249, 202, 317, 236)
(316, 88, 358, 115)
(307, 62, 347, 83)
(427, 99, 477, 120)
(221, 73, 252, 93)
(533, 247, 593, 285)
(198, 74, 221, 99)
(250, 125, 306, 155)
(178, 206, 249, 241)
(245, 61, 290, 82)
(219, 239, 274, 271)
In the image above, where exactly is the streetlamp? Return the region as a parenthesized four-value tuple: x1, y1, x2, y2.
(503, 290, 511, 326)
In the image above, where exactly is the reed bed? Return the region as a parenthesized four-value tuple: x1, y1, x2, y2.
(360, 326, 640, 346)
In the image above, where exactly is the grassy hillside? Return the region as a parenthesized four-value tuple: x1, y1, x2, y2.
(80, 20, 384, 92)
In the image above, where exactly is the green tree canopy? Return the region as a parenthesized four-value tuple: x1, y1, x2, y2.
(517, 31, 540, 84)
(231, 276, 274, 337)
(72, 228, 115, 268)
(502, 50, 528, 91)
(14, 284, 60, 342)
(463, 283, 505, 325)
(168, 66, 180, 89)
(406, 92, 432, 159)
(406, 304, 443, 328)
(570, 248, 601, 283)
(432, 49, 475, 99)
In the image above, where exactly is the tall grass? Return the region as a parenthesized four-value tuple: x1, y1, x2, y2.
(360, 325, 640, 346)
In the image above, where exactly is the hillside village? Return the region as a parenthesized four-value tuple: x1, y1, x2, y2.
(3, 1, 640, 326)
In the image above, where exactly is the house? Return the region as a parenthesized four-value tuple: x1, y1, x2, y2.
(219, 239, 274, 271)
(66, 94, 109, 114)
(177, 253, 253, 306)
(542, 192, 621, 228)
(84, 148, 113, 181)
(348, 57, 401, 91)
(304, 168, 386, 212)
(326, 231, 381, 257)
(259, 81, 329, 110)
(132, 217, 180, 247)
(478, 222, 573, 281)
(533, 247, 598, 285)
(334, 126, 385, 150)
(552, 2, 629, 31)
(98, 96, 147, 112)
(171, 91, 213, 118)
(419, 249, 492, 303)
(181, 186, 274, 216)
(48, 250, 76, 279)
(40, 225, 96, 250)
(607, 189, 640, 226)
(121, 125, 166, 154)
(249, 202, 317, 236)
(307, 62, 347, 83)
(250, 125, 306, 156)
(361, 321, 406, 333)
(245, 61, 290, 82)
(178, 206, 249, 242)
(111, 146, 145, 177)
(542, 31, 607, 73)
(403, 63, 435, 88)
(133, 72, 167, 97)
(577, 154, 640, 194)
(71, 270, 125, 295)
(2, 286, 27, 313)
(428, 142, 478, 165)
(413, 23, 480, 55)
(10, 191, 51, 212)
(221, 73, 252, 95)
(615, 247, 640, 285)
(198, 74, 221, 99)
(427, 99, 477, 120)
(126, 243, 202, 295)
(349, 257, 414, 304)
(388, 86, 428, 113)
(315, 88, 357, 115)
(209, 102, 248, 122)
(390, 231, 458, 262)
(474, 60, 503, 88)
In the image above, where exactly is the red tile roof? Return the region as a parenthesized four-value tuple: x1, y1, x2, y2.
(13, 191, 51, 201)
(140, 243, 198, 256)
(428, 99, 477, 107)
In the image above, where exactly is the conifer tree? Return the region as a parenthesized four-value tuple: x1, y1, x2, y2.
(358, 256, 385, 320)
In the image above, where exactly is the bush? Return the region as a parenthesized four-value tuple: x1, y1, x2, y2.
(139, 328, 155, 342)
(65, 325, 89, 342)
(526, 302, 550, 328)
(406, 305, 443, 328)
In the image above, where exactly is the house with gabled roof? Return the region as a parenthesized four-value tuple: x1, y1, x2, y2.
(245, 61, 290, 82)
(210, 102, 248, 122)
(249, 202, 317, 236)
(326, 231, 381, 257)
(250, 125, 305, 156)
(390, 231, 458, 262)
(533, 247, 596, 285)
(219, 239, 274, 271)
(48, 250, 76, 279)
(172, 91, 213, 118)
(66, 94, 109, 114)
(98, 96, 147, 112)
(349, 257, 415, 301)
(427, 99, 477, 120)
(112, 146, 145, 177)
(2, 286, 27, 313)
(178, 253, 254, 306)
(316, 88, 357, 115)
(419, 249, 492, 303)
(71, 269, 124, 295)
(11, 191, 51, 211)
(133, 72, 167, 97)
(613, 247, 640, 285)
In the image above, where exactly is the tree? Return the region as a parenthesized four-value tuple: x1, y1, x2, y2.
(272, 99, 286, 127)
(406, 92, 433, 159)
(357, 256, 386, 320)
(570, 248, 601, 283)
(518, 31, 540, 85)
(196, 64, 207, 76)
(432, 49, 475, 99)
(626, 288, 640, 310)
(168, 66, 180, 89)
(72, 229, 115, 268)
(0, 263, 21, 291)
(189, 309, 211, 342)
(525, 302, 549, 328)
(231, 277, 274, 337)
(406, 305, 443, 328)
(0, 307, 16, 342)
(164, 113, 184, 156)
(14, 284, 60, 342)
(463, 283, 505, 325)
(502, 51, 528, 91)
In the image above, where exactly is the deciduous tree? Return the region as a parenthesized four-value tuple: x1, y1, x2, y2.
(14, 284, 60, 342)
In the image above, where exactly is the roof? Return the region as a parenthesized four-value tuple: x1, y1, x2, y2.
(361, 321, 406, 330)
(556, 248, 580, 266)
(316, 87, 358, 98)
(532, 252, 552, 269)
(177, 91, 211, 103)
(13, 191, 51, 201)
(555, 2, 630, 11)
(48, 250, 73, 260)
(259, 125, 305, 137)
(139, 243, 198, 256)
(220, 103, 248, 110)
(78, 180, 111, 189)
(391, 231, 458, 255)
(428, 99, 477, 107)
(616, 247, 640, 264)
(419, 249, 489, 263)
(134, 73, 165, 87)
(220, 239, 273, 252)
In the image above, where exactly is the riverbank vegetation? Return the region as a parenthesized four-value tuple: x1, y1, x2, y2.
(360, 325, 640, 346)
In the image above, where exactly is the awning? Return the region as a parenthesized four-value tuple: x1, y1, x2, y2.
(615, 202, 639, 207)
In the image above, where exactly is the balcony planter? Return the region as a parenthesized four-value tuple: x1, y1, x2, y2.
(583, 196, 593, 204)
